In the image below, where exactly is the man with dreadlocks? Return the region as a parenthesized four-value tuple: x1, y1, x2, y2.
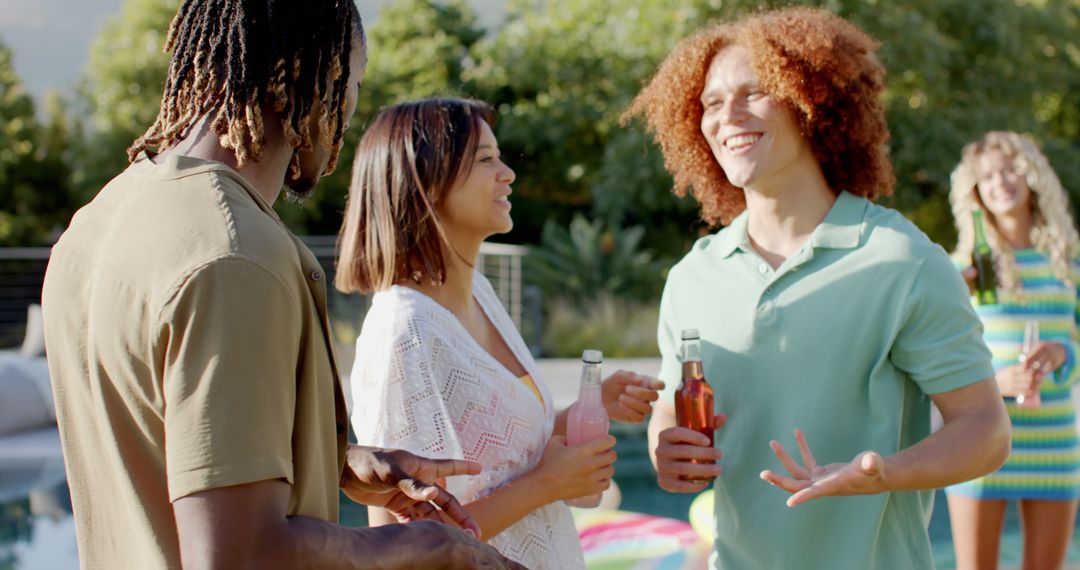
(41, 2, 522, 569)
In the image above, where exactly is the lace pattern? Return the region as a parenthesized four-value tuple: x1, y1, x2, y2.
(349, 274, 585, 569)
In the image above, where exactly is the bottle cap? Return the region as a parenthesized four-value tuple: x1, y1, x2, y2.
(681, 328, 700, 341)
(582, 349, 603, 364)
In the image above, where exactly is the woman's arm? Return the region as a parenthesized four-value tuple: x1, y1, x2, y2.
(368, 435, 616, 539)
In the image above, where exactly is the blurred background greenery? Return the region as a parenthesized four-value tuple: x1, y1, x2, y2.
(2, 0, 1078, 356)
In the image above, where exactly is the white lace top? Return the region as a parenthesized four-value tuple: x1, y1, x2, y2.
(349, 274, 585, 570)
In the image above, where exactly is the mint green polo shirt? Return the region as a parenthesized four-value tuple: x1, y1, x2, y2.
(657, 191, 994, 570)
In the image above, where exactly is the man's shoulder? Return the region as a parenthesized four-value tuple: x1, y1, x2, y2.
(859, 201, 947, 262)
(670, 231, 722, 269)
(54, 162, 304, 307)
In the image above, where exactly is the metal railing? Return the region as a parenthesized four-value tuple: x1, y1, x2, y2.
(0, 240, 540, 356)
(0, 248, 50, 348)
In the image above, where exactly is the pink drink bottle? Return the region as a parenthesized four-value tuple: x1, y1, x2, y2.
(565, 349, 609, 508)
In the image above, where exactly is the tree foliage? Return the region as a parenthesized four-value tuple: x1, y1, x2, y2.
(0, 39, 75, 246)
(76, 0, 177, 204)
(466, 1, 716, 249)
(11, 0, 1075, 258)
(279, 0, 485, 234)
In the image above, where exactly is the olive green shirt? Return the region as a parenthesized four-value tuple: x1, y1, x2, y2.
(43, 154, 349, 569)
(658, 192, 994, 569)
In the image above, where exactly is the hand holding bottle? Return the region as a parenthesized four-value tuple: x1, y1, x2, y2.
(995, 364, 1043, 400)
(960, 266, 978, 294)
(970, 210, 999, 305)
(528, 434, 616, 503)
(654, 415, 726, 493)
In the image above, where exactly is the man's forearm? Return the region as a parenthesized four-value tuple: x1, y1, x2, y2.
(881, 381, 1010, 492)
(272, 517, 484, 570)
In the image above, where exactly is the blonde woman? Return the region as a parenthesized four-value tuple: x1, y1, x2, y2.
(947, 131, 1080, 570)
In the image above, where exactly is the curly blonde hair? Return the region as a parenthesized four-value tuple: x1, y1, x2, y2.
(622, 6, 893, 226)
(950, 131, 1078, 291)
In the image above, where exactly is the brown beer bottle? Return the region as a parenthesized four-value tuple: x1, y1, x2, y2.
(675, 328, 715, 479)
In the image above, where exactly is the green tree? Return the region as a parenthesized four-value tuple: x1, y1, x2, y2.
(278, 0, 485, 234)
(75, 0, 177, 204)
(0, 39, 76, 246)
(466, 0, 716, 251)
(69, 0, 1079, 254)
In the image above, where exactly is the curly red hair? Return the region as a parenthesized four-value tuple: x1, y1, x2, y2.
(623, 7, 894, 226)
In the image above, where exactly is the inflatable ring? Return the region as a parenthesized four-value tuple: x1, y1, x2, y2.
(689, 489, 716, 542)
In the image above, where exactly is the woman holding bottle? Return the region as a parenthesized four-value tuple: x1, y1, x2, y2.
(947, 131, 1080, 570)
(335, 97, 663, 570)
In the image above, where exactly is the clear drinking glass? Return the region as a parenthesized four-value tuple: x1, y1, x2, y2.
(1016, 320, 1042, 408)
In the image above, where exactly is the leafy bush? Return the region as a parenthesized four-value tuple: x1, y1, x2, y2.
(526, 215, 666, 306)
(541, 295, 659, 358)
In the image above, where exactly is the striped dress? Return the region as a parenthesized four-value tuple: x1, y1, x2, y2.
(947, 249, 1080, 500)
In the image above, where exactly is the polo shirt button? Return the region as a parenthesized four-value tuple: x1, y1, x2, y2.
(765, 287, 774, 295)
(309, 270, 323, 281)
(758, 263, 769, 274)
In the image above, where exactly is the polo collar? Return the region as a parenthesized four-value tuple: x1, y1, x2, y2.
(711, 210, 751, 259)
(709, 191, 866, 259)
(809, 191, 866, 250)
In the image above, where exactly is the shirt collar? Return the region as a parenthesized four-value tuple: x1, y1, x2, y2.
(809, 191, 866, 250)
(709, 191, 866, 259)
(711, 210, 751, 259)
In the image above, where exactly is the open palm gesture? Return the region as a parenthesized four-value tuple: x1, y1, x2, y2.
(759, 429, 886, 507)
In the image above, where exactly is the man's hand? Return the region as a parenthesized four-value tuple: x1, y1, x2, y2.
(601, 370, 665, 423)
(340, 445, 482, 537)
(374, 521, 530, 570)
(174, 481, 528, 569)
(759, 429, 886, 508)
(653, 414, 725, 493)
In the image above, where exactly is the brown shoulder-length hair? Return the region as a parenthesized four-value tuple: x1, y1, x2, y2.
(622, 6, 894, 226)
(335, 97, 494, 294)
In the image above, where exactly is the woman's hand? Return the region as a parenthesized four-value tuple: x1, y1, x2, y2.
(1021, 340, 1066, 375)
(601, 370, 665, 423)
(960, 266, 977, 294)
(996, 364, 1042, 399)
(528, 435, 617, 503)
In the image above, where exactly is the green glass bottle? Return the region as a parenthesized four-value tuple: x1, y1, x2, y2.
(971, 210, 998, 305)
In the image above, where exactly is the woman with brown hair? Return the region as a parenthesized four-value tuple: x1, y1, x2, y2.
(947, 131, 1080, 570)
(335, 97, 663, 569)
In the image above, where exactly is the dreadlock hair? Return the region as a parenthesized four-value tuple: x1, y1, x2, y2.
(129, 0, 364, 181)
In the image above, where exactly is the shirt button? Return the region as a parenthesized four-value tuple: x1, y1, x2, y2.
(758, 263, 769, 274)
(309, 270, 323, 281)
(765, 287, 774, 296)
(336, 422, 346, 434)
